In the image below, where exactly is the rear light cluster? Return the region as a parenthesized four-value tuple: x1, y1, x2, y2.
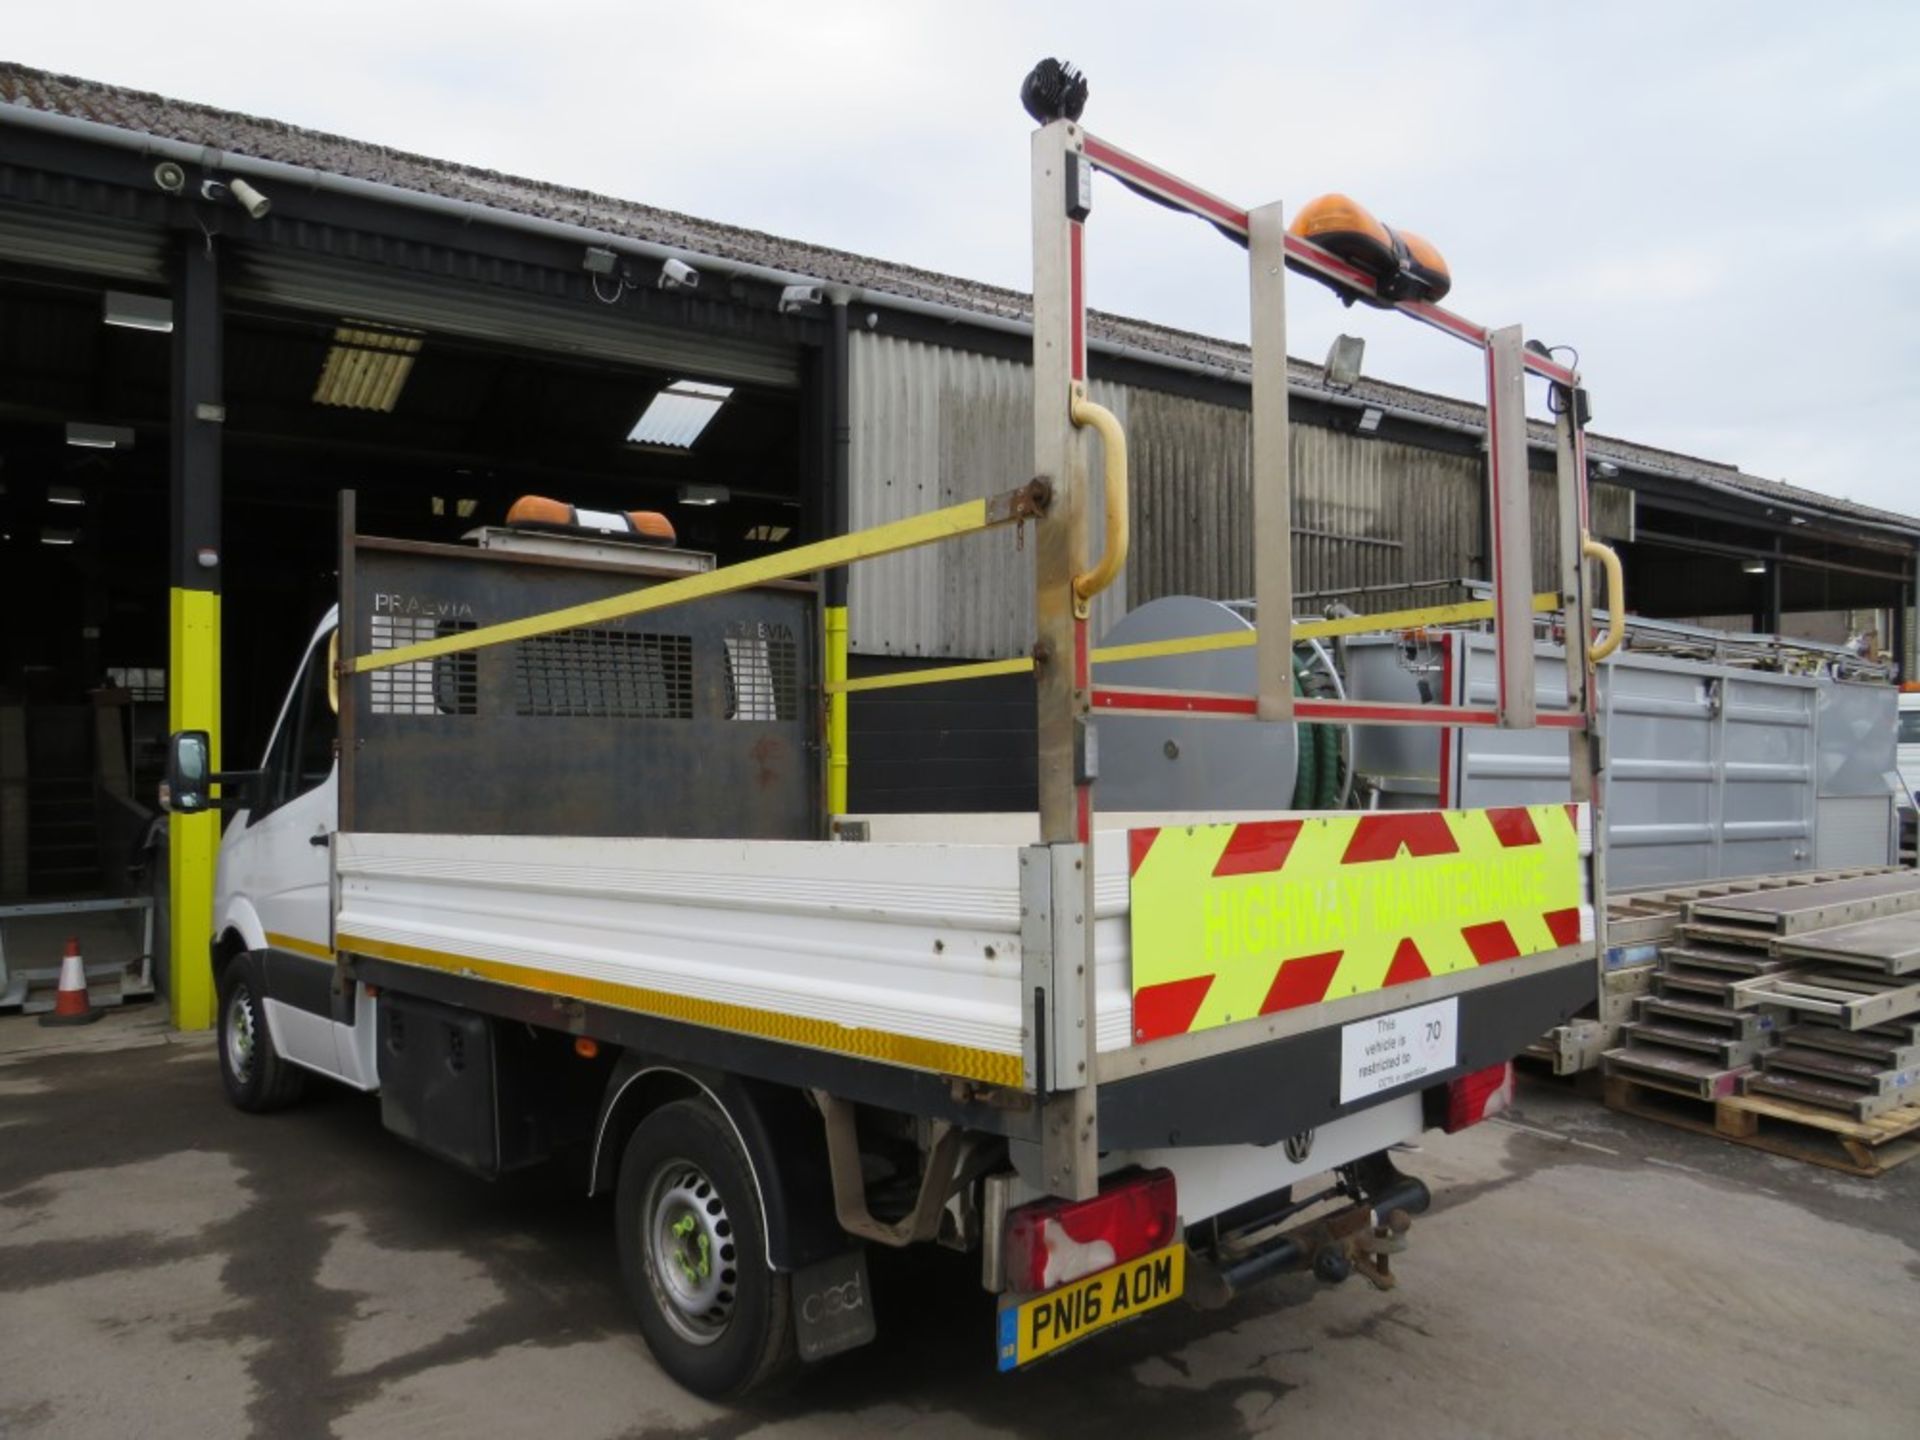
(1003, 1169, 1177, 1293)
(1441, 1061, 1514, 1133)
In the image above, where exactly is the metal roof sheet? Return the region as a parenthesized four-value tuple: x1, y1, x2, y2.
(3, 61, 1914, 539)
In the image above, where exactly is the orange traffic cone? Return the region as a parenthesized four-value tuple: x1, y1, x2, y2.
(39, 937, 103, 1027)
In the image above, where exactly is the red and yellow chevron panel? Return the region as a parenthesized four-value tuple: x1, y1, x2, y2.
(1128, 805, 1591, 1043)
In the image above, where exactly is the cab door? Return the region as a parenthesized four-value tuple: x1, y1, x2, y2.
(229, 624, 341, 1076)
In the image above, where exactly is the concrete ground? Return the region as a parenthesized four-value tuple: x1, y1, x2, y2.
(2, 1009, 1916, 1440)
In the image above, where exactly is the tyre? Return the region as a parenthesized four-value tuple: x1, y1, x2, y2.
(615, 1098, 796, 1399)
(216, 952, 307, 1113)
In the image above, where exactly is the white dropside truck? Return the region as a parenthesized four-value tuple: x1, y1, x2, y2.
(160, 64, 1615, 1398)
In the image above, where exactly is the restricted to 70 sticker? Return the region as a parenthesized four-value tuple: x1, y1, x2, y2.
(1339, 996, 1459, 1104)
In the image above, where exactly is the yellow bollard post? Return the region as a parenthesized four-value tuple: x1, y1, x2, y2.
(825, 605, 849, 816)
(167, 587, 220, 1031)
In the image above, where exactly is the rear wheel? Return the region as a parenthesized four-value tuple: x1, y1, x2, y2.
(615, 1098, 795, 1399)
(216, 952, 306, 1113)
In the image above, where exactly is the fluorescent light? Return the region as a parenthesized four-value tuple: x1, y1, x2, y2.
(313, 324, 422, 412)
(630, 380, 733, 448)
(102, 291, 174, 333)
(1742, 559, 1768, 575)
(66, 422, 134, 449)
(40, 527, 79, 545)
(678, 483, 730, 507)
(1357, 407, 1383, 433)
(47, 485, 85, 506)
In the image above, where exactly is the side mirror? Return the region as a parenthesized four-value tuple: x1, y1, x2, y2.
(160, 730, 212, 814)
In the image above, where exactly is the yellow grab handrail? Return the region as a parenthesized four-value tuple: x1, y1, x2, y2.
(1070, 389, 1129, 614)
(1583, 534, 1625, 663)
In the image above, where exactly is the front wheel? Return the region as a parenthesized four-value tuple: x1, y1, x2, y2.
(615, 1098, 795, 1399)
(216, 952, 307, 1113)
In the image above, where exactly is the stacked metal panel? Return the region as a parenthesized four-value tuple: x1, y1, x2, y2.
(1603, 872, 1920, 1120)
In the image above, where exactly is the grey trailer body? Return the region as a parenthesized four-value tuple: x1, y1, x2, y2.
(1345, 631, 1898, 889)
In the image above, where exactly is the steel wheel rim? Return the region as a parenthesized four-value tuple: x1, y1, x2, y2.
(225, 984, 256, 1086)
(641, 1157, 738, 1346)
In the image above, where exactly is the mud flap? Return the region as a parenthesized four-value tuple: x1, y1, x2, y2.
(791, 1248, 876, 1362)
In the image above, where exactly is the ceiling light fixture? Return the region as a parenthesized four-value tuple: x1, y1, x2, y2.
(47, 484, 85, 506)
(1742, 559, 1768, 575)
(40, 527, 79, 546)
(631, 380, 734, 448)
(678, 484, 731, 507)
(314, 324, 423, 412)
(102, 291, 175, 333)
(66, 422, 134, 449)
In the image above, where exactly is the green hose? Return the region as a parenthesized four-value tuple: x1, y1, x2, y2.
(1291, 652, 1348, 810)
(1291, 662, 1319, 811)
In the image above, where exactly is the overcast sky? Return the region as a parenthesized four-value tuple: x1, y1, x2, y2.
(9, 2, 1919, 511)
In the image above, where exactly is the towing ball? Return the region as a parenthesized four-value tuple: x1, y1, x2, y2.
(1312, 1246, 1352, 1285)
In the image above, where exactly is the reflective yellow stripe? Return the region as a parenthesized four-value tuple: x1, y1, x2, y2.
(265, 931, 334, 961)
(353, 497, 996, 675)
(826, 593, 1562, 694)
(338, 932, 1024, 1088)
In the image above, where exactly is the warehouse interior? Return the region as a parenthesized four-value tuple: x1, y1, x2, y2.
(0, 268, 810, 780)
(3, 61, 1918, 1030)
(0, 263, 815, 918)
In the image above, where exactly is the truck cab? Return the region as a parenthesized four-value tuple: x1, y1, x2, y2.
(208, 609, 369, 1101)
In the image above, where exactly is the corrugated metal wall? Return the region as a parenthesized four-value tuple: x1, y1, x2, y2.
(850, 331, 1634, 659)
(849, 334, 1126, 657)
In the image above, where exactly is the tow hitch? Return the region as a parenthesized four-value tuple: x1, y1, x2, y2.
(1185, 1153, 1430, 1308)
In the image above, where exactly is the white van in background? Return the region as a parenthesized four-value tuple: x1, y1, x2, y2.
(1901, 686, 1920, 807)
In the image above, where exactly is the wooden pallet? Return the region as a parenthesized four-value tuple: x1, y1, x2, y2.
(1603, 1073, 1920, 1177)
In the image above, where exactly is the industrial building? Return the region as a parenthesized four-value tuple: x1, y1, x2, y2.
(2, 62, 1916, 1027)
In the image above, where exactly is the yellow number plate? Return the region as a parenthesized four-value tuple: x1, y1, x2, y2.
(996, 1244, 1186, 1370)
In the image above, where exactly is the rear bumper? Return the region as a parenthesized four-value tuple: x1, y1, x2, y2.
(1096, 959, 1590, 1149)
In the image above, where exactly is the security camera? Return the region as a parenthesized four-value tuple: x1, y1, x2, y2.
(227, 177, 271, 221)
(153, 161, 187, 195)
(657, 257, 699, 290)
(779, 283, 824, 313)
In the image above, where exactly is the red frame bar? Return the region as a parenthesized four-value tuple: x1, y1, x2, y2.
(1081, 131, 1579, 389)
(1091, 687, 1584, 729)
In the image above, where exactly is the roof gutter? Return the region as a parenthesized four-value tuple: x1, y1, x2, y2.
(5, 100, 1916, 544)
